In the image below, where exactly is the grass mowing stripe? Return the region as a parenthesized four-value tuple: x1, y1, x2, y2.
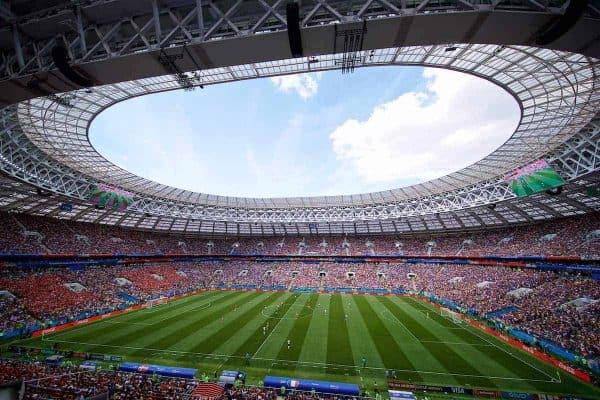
(326, 295, 355, 375)
(21, 291, 600, 399)
(42, 290, 222, 345)
(269, 294, 319, 373)
(295, 294, 330, 374)
(219, 292, 295, 357)
(126, 291, 260, 357)
(341, 293, 386, 383)
(402, 297, 466, 329)
(364, 296, 459, 386)
(352, 295, 423, 383)
(252, 293, 311, 358)
(402, 297, 558, 391)
(186, 292, 285, 355)
(378, 296, 499, 389)
(217, 293, 308, 371)
(36, 291, 227, 355)
(80, 293, 247, 350)
(68, 294, 246, 355)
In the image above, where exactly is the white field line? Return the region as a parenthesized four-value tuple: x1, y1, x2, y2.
(457, 322, 559, 382)
(414, 309, 465, 329)
(254, 295, 303, 357)
(411, 299, 559, 383)
(418, 340, 492, 346)
(381, 302, 492, 347)
(103, 302, 214, 326)
(213, 293, 289, 371)
(137, 291, 216, 314)
(379, 309, 420, 342)
(401, 297, 560, 383)
(102, 320, 153, 326)
(45, 296, 219, 340)
(405, 300, 465, 329)
(380, 309, 492, 347)
(36, 337, 556, 384)
(138, 302, 173, 314)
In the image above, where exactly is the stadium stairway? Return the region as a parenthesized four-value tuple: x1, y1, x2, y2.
(117, 291, 140, 304)
(484, 306, 519, 319)
(287, 277, 295, 292)
(191, 382, 224, 400)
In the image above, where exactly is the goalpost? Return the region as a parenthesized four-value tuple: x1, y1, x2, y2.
(143, 296, 168, 310)
(440, 308, 463, 325)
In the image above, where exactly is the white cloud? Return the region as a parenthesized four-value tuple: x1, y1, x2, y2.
(328, 68, 519, 183)
(270, 73, 320, 99)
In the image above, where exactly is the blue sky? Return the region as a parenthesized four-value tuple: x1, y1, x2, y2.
(90, 67, 519, 198)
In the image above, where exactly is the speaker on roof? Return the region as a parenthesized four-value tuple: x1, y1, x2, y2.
(51, 45, 94, 88)
(545, 186, 563, 195)
(535, 0, 588, 46)
(286, 2, 303, 58)
(36, 188, 52, 197)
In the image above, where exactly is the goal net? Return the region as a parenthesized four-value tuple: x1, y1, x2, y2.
(440, 308, 463, 324)
(143, 296, 168, 309)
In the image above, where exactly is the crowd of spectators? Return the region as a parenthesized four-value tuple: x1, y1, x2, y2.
(0, 359, 196, 399)
(1, 211, 599, 258)
(396, 264, 600, 359)
(0, 295, 39, 333)
(500, 277, 600, 358)
(0, 359, 365, 400)
(0, 263, 209, 332)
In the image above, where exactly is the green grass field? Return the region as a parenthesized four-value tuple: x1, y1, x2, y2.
(15, 290, 600, 398)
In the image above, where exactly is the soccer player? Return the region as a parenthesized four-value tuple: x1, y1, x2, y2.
(263, 326, 267, 335)
(287, 339, 291, 350)
(245, 352, 251, 365)
(361, 356, 367, 368)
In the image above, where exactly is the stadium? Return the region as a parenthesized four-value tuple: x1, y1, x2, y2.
(0, 0, 600, 399)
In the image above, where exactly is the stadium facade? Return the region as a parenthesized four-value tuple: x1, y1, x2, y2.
(0, 0, 599, 236)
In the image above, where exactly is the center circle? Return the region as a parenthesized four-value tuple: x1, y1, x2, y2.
(262, 301, 313, 320)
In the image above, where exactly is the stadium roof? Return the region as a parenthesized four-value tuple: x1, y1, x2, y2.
(0, 0, 599, 234)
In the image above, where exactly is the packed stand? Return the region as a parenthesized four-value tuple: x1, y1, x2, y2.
(0, 359, 372, 400)
(1, 211, 599, 258)
(398, 263, 600, 359)
(0, 359, 197, 399)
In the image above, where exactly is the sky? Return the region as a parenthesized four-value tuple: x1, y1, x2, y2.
(90, 67, 520, 198)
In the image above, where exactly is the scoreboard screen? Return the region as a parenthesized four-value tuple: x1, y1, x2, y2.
(503, 159, 564, 197)
(89, 184, 134, 211)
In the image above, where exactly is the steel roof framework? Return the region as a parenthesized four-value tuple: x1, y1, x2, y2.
(0, 169, 598, 235)
(0, 0, 598, 234)
(0, 44, 596, 222)
(2, 0, 599, 82)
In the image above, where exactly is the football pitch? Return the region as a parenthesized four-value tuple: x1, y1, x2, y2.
(17, 290, 600, 398)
